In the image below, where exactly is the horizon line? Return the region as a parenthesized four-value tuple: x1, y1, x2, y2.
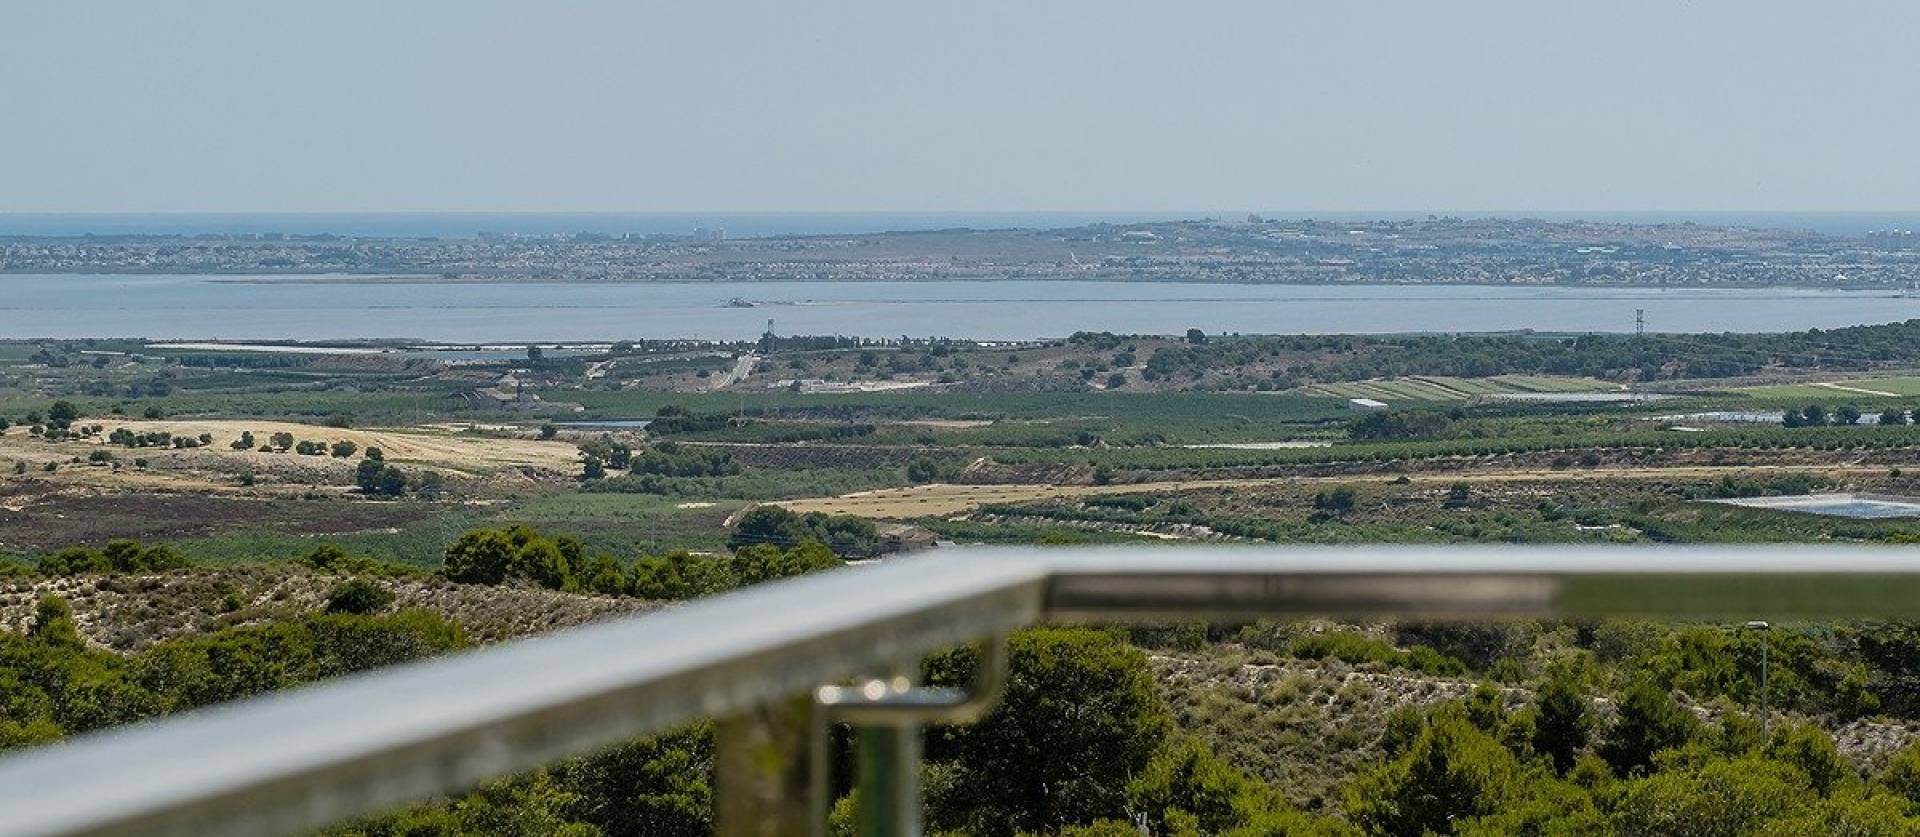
(5, 209, 1920, 217)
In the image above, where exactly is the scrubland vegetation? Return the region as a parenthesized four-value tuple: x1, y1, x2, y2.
(8, 325, 1920, 834)
(14, 529, 1920, 835)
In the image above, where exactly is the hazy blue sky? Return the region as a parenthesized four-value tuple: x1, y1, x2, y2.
(5, 1, 1917, 213)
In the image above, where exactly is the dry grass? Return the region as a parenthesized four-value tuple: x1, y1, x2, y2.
(79, 419, 579, 472)
(0, 566, 660, 651)
(0, 419, 581, 497)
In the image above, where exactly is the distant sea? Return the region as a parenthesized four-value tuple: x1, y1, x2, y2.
(0, 211, 1916, 238)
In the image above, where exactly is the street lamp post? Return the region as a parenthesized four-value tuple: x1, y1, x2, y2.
(1745, 620, 1772, 737)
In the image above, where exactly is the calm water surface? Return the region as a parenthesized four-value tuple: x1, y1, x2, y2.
(2, 275, 1918, 341)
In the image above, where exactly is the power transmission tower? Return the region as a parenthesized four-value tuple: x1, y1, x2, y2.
(1635, 309, 1645, 337)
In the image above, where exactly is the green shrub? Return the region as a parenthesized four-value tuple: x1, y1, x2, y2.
(324, 579, 396, 615)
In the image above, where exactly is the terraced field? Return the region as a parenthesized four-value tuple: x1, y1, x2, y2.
(1739, 377, 1920, 400)
(1298, 375, 1616, 402)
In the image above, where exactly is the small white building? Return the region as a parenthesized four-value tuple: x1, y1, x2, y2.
(1348, 398, 1389, 412)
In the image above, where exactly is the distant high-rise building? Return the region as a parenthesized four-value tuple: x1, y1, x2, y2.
(691, 227, 727, 243)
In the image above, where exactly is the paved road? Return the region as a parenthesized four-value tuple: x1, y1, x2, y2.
(711, 352, 758, 390)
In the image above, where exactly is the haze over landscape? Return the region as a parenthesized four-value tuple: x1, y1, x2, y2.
(11, 4, 1920, 837)
(7, 1, 1920, 214)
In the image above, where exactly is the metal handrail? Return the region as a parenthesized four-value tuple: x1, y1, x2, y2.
(6, 544, 1920, 836)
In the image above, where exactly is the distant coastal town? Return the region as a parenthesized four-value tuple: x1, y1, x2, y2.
(5, 216, 1919, 288)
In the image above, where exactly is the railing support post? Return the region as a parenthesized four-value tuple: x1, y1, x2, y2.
(716, 696, 817, 837)
(815, 638, 1010, 837)
(853, 719, 921, 837)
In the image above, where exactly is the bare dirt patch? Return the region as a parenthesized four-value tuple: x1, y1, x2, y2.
(0, 481, 438, 551)
(1815, 381, 1903, 398)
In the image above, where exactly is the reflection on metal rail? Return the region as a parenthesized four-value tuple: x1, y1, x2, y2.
(4, 545, 1920, 837)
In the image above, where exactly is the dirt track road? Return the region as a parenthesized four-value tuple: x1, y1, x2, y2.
(777, 464, 1883, 519)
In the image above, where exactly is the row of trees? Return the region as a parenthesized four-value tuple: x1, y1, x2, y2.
(1065, 320, 1920, 386)
(1008, 423, 1920, 474)
(31, 401, 158, 433)
(29, 422, 102, 442)
(727, 506, 880, 557)
(36, 539, 188, 575)
(1781, 403, 1918, 427)
(578, 438, 740, 481)
(644, 405, 733, 436)
(230, 430, 369, 458)
(1347, 409, 1455, 441)
(439, 524, 842, 599)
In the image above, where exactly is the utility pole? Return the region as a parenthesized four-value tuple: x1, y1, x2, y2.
(1745, 620, 1772, 736)
(1635, 309, 1646, 338)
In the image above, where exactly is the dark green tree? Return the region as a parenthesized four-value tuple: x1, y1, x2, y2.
(1531, 669, 1595, 774)
(30, 595, 84, 649)
(1599, 681, 1699, 777)
(556, 727, 714, 837)
(924, 628, 1171, 837)
(100, 539, 186, 573)
(443, 529, 519, 585)
(46, 401, 79, 430)
(324, 579, 395, 615)
(1764, 722, 1852, 798)
(1348, 410, 1451, 441)
(1876, 739, 1920, 806)
(905, 457, 942, 484)
(1445, 481, 1474, 508)
(1609, 756, 1811, 837)
(1313, 486, 1359, 516)
(1346, 714, 1522, 836)
(357, 459, 412, 498)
